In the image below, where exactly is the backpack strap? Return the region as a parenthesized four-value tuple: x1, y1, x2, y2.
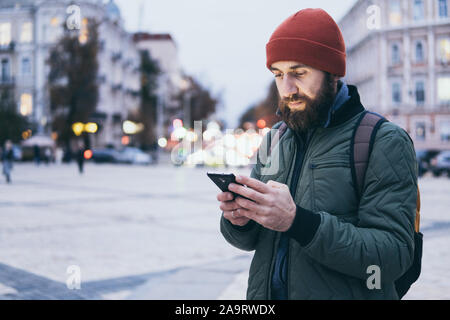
(415, 187, 420, 233)
(350, 111, 388, 199)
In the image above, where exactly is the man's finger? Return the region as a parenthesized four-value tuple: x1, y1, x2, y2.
(235, 175, 271, 194)
(223, 211, 250, 226)
(228, 183, 267, 204)
(235, 196, 266, 215)
(217, 192, 234, 202)
(219, 201, 241, 212)
(237, 208, 262, 224)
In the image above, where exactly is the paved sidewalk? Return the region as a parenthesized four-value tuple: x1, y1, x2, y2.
(0, 163, 449, 299)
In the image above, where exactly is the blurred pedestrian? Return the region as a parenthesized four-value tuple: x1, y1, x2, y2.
(33, 144, 41, 166)
(76, 143, 85, 175)
(55, 147, 63, 165)
(44, 147, 52, 165)
(2, 140, 14, 184)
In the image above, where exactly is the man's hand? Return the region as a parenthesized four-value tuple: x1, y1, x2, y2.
(228, 176, 297, 232)
(217, 191, 251, 226)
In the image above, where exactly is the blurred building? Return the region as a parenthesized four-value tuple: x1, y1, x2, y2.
(339, 0, 450, 150)
(133, 32, 185, 136)
(0, 0, 141, 148)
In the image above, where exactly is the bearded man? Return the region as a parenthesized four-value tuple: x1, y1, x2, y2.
(217, 8, 418, 300)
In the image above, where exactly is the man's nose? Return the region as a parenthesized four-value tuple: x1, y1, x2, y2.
(278, 75, 298, 99)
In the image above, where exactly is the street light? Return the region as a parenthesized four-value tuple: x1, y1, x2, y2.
(72, 122, 98, 136)
(122, 120, 144, 135)
(72, 122, 84, 136)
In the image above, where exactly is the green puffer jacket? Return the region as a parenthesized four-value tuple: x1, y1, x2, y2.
(220, 85, 418, 300)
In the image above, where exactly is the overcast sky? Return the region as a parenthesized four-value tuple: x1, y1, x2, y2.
(114, 0, 359, 128)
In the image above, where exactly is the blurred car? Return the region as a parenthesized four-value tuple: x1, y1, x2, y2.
(116, 147, 152, 165)
(416, 149, 440, 177)
(430, 150, 450, 177)
(91, 148, 121, 163)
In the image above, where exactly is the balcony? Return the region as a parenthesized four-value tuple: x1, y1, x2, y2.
(0, 42, 15, 52)
(0, 76, 15, 87)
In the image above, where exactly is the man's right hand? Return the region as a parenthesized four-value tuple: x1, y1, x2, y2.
(217, 191, 251, 226)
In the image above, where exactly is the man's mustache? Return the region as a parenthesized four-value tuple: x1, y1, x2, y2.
(276, 94, 309, 117)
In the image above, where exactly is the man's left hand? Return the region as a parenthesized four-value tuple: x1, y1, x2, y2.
(228, 175, 297, 232)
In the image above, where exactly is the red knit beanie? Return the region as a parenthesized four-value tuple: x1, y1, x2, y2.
(266, 8, 346, 77)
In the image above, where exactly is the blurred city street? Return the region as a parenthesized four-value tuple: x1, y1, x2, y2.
(0, 161, 253, 300)
(0, 161, 449, 300)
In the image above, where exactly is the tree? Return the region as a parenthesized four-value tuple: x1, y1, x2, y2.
(176, 76, 218, 129)
(47, 19, 100, 149)
(128, 50, 160, 150)
(238, 80, 280, 129)
(0, 88, 29, 146)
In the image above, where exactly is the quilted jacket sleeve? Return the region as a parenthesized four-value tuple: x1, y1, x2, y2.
(219, 167, 261, 251)
(301, 122, 418, 283)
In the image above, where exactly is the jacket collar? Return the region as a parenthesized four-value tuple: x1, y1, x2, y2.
(324, 84, 365, 128)
(323, 80, 350, 128)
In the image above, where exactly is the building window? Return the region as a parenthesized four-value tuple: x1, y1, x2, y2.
(391, 43, 401, 65)
(1, 58, 10, 82)
(415, 41, 425, 62)
(415, 81, 426, 105)
(20, 22, 33, 43)
(438, 37, 450, 63)
(415, 122, 426, 141)
(21, 57, 31, 75)
(0, 23, 11, 46)
(392, 82, 402, 103)
(389, 0, 402, 26)
(413, 0, 425, 21)
(438, 76, 450, 104)
(440, 121, 450, 141)
(439, 0, 448, 18)
(20, 93, 33, 116)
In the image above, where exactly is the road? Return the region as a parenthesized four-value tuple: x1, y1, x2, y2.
(0, 162, 448, 299)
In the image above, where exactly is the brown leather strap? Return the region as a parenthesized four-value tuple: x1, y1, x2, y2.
(352, 112, 386, 198)
(415, 187, 421, 233)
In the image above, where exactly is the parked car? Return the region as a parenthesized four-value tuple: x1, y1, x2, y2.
(116, 147, 152, 165)
(430, 150, 450, 177)
(416, 149, 440, 177)
(91, 148, 121, 163)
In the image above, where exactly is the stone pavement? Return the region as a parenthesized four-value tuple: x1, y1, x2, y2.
(0, 162, 449, 299)
(0, 162, 253, 300)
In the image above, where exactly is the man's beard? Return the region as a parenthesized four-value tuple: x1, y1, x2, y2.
(278, 73, 336, 134)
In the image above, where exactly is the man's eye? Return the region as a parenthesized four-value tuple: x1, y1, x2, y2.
(274, 74, 282, 78)
(294, 73, 305, 77)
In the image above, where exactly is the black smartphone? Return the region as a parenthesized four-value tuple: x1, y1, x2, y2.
(207, 173, 251, 201)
